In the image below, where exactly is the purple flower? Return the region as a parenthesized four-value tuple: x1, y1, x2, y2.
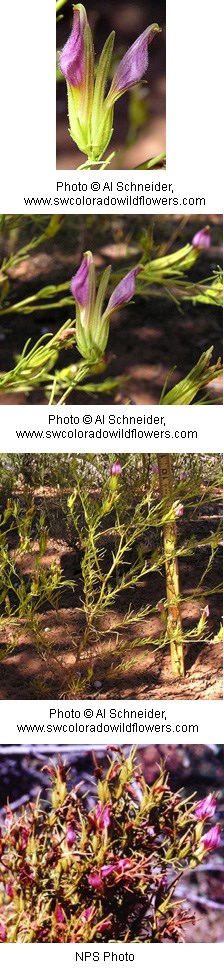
(0, 923, 6, 942)
(66, 823, 76, 849)
(110, 461, 122, 476)
(180, 471, 187, 481)
(116, 858, 130, 874)
(200, 824, 221, 852)
(195, 793, 217, 821)
(104, 267, 140, 318)
(81, 907, 94, 923)
(70, 252, 91, 307)
(54, 904, 65, 925)
(192, 227, 211, 249)
(95, 918, 112, 933)
(59, 4, 87, 87)
(88, 871, 102, 888)
(108, 24, 161, 101)
(202, 604, 209, 619)
(152, 463, 158, 474)
(172, 501, 184, 518)
(88, 865, 114, 888)
(5, 881, 14, 899)
(94, 802, 112, 832)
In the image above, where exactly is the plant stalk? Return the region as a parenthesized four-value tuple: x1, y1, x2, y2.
(157, 454, 185, 676)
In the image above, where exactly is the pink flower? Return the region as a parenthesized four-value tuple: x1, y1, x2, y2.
(110, 461, 122, 476)
(81, 907, 95, 923)
(0, 923, 6, 942)
(54, 904, 65, 925)
(104, 268, 140, 318)
(108, 24, 161, 101)
(95, 918, 112, 933)
(66, 823, 76, 849)
(5, 881, 14, 899)
(173, 501, 184, 518)
(70, 252, 91, 307)
(180, 471, 187, 481)
(88, 871, 103, 888)
(59, 4, 87, 87)
(200, 824, 221, 852)
(202, 604, 209, 619)
(115, 858, 130, 874)
(195, 793, 217, 820)
(192, 228, 211, 249)
(94, 802, 112, 832)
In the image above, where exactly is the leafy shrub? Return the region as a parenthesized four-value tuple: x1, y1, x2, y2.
(0, 748, 221, 942)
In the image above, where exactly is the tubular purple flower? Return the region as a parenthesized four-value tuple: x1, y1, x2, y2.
(173, 501, 184, 518)
(195, 793, 217, 820)
(70, 252, 91, 307)
(192, 227, 211, 249)
(95, 918, 112, 933)
(152, 463, 158, 474)
(54, 904, 65, 925)
(107, 24, 161, 102)
(66, 823, 76, 848)
(94, 802, 112, 831)
(200, 823, 221, 852)
(59, 4, 87, 87)
(180, 471, 187, 481)
(110, 461, 122, 476)
(202, 604, 209, 619)
(5, 881, 14, 899)
(104, 267, 140, 318)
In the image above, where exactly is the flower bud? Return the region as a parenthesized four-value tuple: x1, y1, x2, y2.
(107, 25, 161, 104)
(192, 227, 211, 249)
(0, 923, 6, 941)
(54, 903, 65, 925)
(172, 501, 184, 518)
(195, 793, 216, 820)
(103, 268, 140, 318)
(199, 823, 221, 853)
(110, 461, 122, 477)
(66, 824, 76, 849)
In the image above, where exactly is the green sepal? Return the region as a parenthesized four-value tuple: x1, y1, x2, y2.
(91, 31, 115, 138)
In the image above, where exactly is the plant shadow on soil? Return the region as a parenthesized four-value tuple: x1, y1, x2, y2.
(0, 216, 222, 406)
(0, 494, 222, 701)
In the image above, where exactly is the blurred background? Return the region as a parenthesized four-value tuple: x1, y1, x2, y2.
(56, 0, 166, 168)
(0, 214, 222, 405)
(0, 744, 223, 942)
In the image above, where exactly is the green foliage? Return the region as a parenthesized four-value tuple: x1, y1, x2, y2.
(0, 455, 222, 677)
(0, 748, 220, 942)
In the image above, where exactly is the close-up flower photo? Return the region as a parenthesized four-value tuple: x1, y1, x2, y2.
(0, 214, 222, 406)
(0, 744, 223, 942)
(56, 0, 166, 169)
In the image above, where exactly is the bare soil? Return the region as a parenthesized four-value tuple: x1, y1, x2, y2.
(0, 495, 222, 700)
(0, 215, 222, 406)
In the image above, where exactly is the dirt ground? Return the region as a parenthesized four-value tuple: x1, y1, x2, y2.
(0, 491, 222, 701)
(56, 0, 166, 170)
(0, 215, 222, 406)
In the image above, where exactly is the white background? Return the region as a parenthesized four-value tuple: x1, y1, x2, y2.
(0, 699, 223, 742)
(0, 0, 223, 957)
(0, 404, 223, 452)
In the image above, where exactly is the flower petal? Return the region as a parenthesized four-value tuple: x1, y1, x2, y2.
(104, 267, 140, 317)
(70, 252, 92, 307)
(192, 227, 211, 249)
(59, 4, 87, 87)
(108, 24, 161, 100)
